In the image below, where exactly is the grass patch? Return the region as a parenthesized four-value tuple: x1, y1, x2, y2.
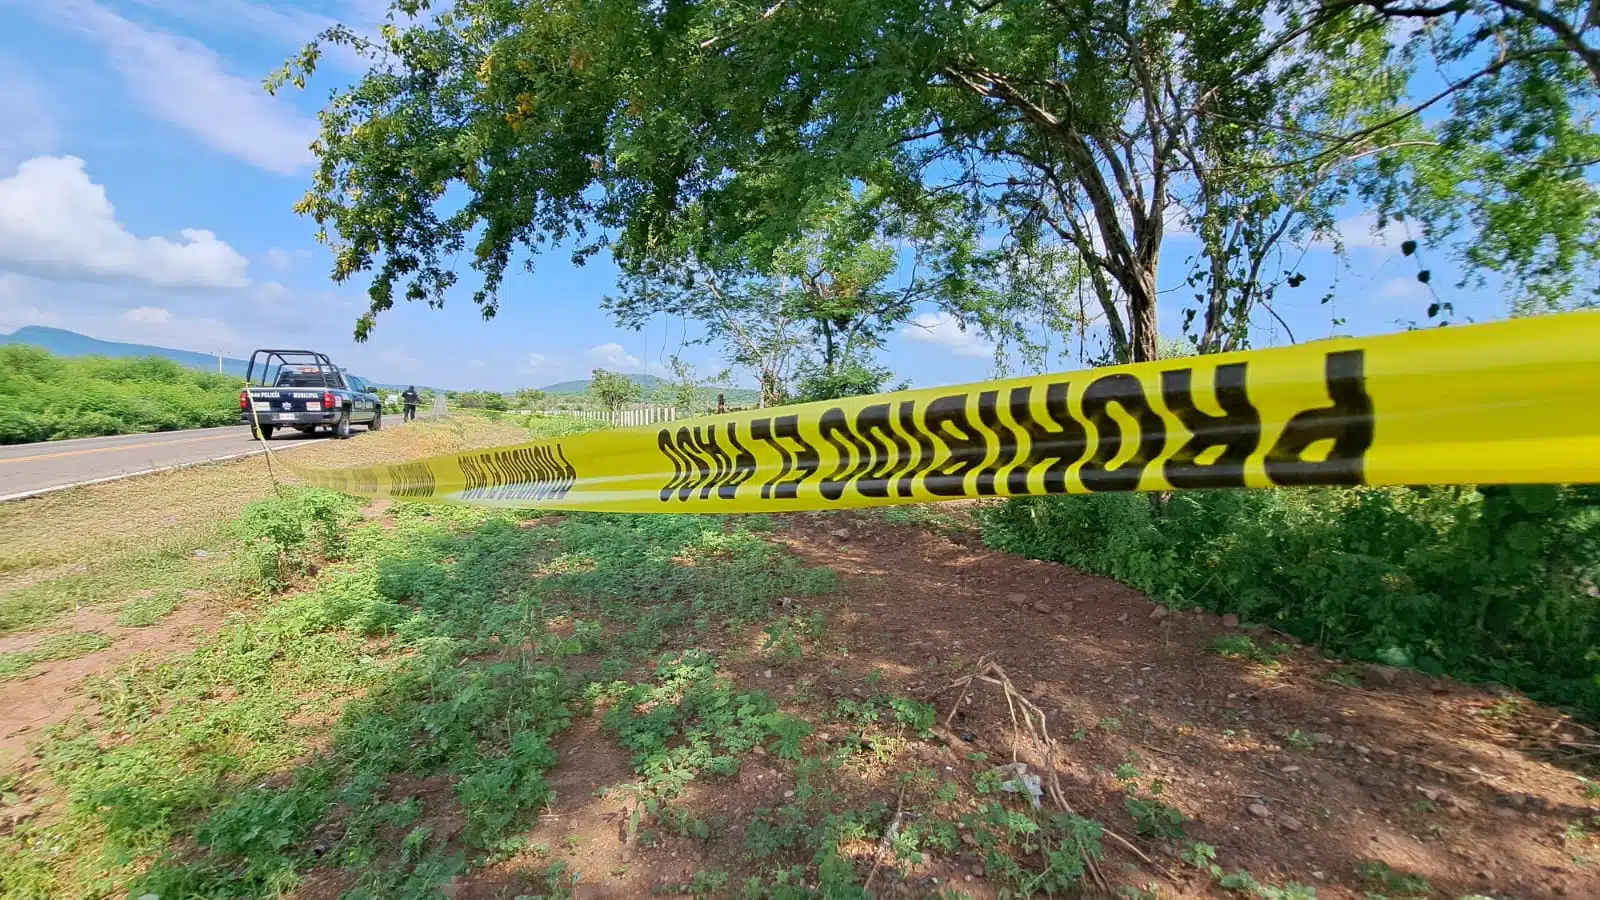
(0, 485, 839, 897)
(0, 631, 112, 680)
(115, 591, 186, 627)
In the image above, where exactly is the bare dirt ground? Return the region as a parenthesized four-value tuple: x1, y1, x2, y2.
(429, 510, 1600, 899)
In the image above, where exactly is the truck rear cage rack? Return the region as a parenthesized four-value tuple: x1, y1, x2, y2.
(245, 350, 342, 391)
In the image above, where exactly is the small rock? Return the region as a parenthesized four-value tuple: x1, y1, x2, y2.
(964, 875, 974, 883)
(191, 548, 211, 558)
(1281, 766, 1301, 774)
(1248, 802, 1271, 819)
(1006, 593, 1029, 607)
(1221, 613, 1240, 628)
(1032, 601, 1050, 614)
(1150, 605, 1170, 621)
(1418, 786, 1443, 803)
(961, 832, 978, 847)
(1117, 613, 1129, 623)
(779, 597, 795, 609)
(763, 669, 773, 678)
(1366, 664, 1401, 685)
(1355, 745, 1371, 756)
(971, 866, 984, 877)
(832, 528, 852, 539)
(752, 745, 767, 757)
(783, 790, 795, 798)
(1280, 815, 1303, 832)
(1312, 871, 1325, 880)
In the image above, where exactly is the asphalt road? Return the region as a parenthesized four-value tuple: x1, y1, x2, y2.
(0, 427, 328, 502)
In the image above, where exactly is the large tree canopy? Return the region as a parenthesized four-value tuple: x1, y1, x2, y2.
(275, 0, 1598, 360)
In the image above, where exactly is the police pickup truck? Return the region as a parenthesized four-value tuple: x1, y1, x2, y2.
(240, 349, 382, 440)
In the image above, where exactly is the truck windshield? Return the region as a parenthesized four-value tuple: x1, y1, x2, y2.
(274, 369, 340, 388)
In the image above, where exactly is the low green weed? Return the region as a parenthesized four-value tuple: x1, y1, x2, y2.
(1354, 859, 1431, 897)
(1212, 635, 1289, 666)
(235, 488, 362, 592)
(0, 630, 112, 680)
(2, 494, 836, 899)
(1217, 870, 1318, 899)
(115, 590, 184, 627)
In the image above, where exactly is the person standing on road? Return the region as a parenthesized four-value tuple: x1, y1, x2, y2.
(402, 385, 420, 422)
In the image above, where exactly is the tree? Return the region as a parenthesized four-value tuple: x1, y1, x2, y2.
(650, 355, 731, 415)
(509, 388, 548, 411)
(275, 0, 1597, 360)
(588, 369, 641, 412)
(607, 187, 1009, 397)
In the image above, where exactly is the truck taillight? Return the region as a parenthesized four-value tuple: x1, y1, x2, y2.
(322, 391, 336, 409)
(239, 390, 249, 410)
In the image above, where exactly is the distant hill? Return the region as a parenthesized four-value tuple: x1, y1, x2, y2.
(0, 326, 420, 387)
(2, 326, 252, 378)
(540, 373, 759, 405)
(542, 373, 667, 394)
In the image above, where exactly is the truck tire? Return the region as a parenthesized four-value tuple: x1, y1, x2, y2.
(368, 409, 383, 431)
(250, 424, 275, 441)
(333, 410, 353, 439)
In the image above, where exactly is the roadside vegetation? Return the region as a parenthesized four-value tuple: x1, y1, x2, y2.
(0, 346, 239, 444)
(982, 486, 1600, 720)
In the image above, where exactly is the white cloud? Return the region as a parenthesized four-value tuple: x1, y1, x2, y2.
(585, 342, 641, 369)
(0, 155, 250, 288)
(900, 311, 994, 359)
(128, 0, 380, 71)
(525, 352, 549, 368)
(264, 247, 293, 271)
(47, 0, 317, 174)
(1378, 276, 1427, 301)
(1324, 213, 1399, 250)
(122, 305, 171, 324)
(0, 58, 59, 170)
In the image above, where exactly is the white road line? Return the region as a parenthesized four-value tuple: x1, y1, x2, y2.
(0, 440, 330, 504)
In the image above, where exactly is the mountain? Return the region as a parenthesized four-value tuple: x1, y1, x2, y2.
(541, 373, 668, 394)
(1, 326, 253, 377)
(0, 326, 419, 387)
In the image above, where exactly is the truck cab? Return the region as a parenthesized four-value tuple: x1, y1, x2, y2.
(240, 349, 383, 440)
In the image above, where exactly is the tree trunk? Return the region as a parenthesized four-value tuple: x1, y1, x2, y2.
(1128, 265, 1160, 363)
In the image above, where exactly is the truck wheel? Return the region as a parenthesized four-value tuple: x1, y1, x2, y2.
(368, 409, 383, 431)
(250, 424, 275, 441)
(334, 411, 353, 439)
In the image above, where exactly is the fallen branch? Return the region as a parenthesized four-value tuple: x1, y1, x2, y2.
(864, 784, 909, 892)
(938, 655, 1182, 891)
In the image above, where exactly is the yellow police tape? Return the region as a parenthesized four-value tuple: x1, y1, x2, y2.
(262, 312, 1600, 512)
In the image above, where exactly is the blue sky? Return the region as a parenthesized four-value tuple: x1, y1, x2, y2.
(0, 0, 1509, 391)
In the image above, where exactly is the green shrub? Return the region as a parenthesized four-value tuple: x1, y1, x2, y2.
(981, 485, 1600, 717)
(0, 346, 239, 444)
(236, 489, 363, 592)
